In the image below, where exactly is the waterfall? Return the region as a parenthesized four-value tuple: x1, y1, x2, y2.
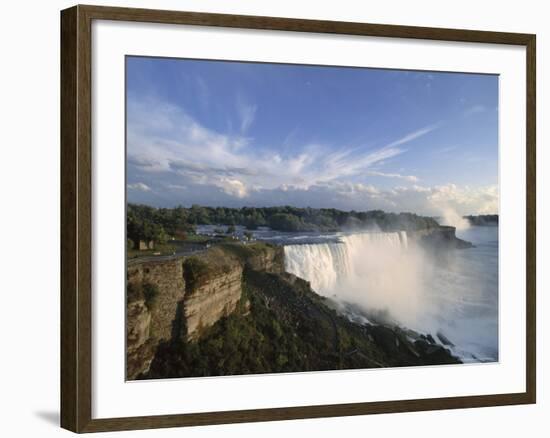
(284, 232, 408, 296)
(284, 241, 351, 293)
(284, 229, 499, 363)
(399, 230, 408, 248)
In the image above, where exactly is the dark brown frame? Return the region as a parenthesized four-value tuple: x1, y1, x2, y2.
(61, 4, 536, 433)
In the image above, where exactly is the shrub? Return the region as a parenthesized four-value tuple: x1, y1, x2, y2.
(126, 281, 159, 311)
(142, 283, 159, 310)
(183, 257, 211, 290)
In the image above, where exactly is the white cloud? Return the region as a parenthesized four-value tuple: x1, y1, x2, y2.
(195, 75, 210, 110)
(367, 171, 419, 182)
(384, 125, 437, 149)
(219, 178, 249, 198)
(164, 183, 187, 191)
(464, 105, 486, 116)
(127, 96, 436, 201)
(128, 96, 476, 211)
(436, 146, 457, 154)
(127, 182, 151, 192)
(236, 96, 257, 133)
(427, 183, 498, 215)
(270, 182, 498, 216)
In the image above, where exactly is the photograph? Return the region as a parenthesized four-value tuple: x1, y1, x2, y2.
(0, 0, 543, 435)
(125, 56, 499, 380)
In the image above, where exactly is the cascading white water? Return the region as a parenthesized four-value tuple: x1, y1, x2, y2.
(284, 232, 420, 324)
(398, 230, 408, 249)
(283, 228, 499, 362)
(284, 232, 409, 295)
(284, 241, 352, 293)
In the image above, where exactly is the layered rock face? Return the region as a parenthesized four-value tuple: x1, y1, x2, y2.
(184, 268, 243, 340)
(245, 247, 285, 273)
(127, 258, 185, 340)
(127, 303, 157, 380)
(126, 257, 186, 379)
(126, 243, 285, 379)
(182, 253, 244, 341)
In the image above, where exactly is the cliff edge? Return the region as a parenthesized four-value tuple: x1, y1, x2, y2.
(127, 240, 461, 380)
(126, 243, 284, 379)
(408, 225, 473, 250)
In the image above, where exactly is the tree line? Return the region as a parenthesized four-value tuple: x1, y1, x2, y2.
(464, 214, 499, 226)
(127, 203, 440, 243)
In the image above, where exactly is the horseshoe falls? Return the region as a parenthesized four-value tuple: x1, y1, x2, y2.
(284, 228, 498, 362)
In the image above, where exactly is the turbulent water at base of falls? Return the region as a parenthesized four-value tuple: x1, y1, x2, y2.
(283, 228, 499, 363)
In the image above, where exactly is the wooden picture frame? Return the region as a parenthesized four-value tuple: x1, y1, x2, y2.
(61, 4, 536, 433)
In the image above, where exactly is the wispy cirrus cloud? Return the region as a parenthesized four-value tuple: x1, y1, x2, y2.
(367, 171, 419, 182)
(127, 95, 436, 206)
(236, 95, 257, 133)
(464, 104, 486, 116)
(128, 99, 435, 195)
(126, 95, 497, 215)
(436, 146, 457, 154)
(384, 125, 437, 149)
(195, 75, 210, 110)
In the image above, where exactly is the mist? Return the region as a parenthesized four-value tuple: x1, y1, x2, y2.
(285, 232, 431, 329)
(284, 229, 498, 361)
(437, 207, 470, 230)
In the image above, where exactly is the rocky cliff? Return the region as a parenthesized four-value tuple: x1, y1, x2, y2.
(144, 269, 461, 380)
(126, 243, 284, 379)
(182, 250, 243, 341)
(126, 257, 185, 379)
(408, 225, 473, 250)
(127, 239, 461, 380)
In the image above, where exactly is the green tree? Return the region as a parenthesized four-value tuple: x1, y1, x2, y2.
(268, 213, 303, 232)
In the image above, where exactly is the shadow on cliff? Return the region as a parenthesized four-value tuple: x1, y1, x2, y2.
(171, 300, 186, 342)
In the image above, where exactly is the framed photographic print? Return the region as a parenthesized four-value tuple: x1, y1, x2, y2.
(60, 4, 536, 433)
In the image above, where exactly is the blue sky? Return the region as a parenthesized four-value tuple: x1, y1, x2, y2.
(126, 56, 498, 216)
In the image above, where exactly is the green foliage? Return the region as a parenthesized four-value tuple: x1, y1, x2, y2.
(126, 281, 159, 311)
(139, 244, 460, 379)
(268, 213, 306, 232)
(126, 281, 142, 304)
(142, 283, 159, 310)
(144, 269, 392, 379)
(243, 210, 266, 229)
(127, 204, 196, 244)
(127, 203, 440, 238)
(183, 257, 211, 291)
(216, 242, 272, 264)
(464, 214, 498, 226)
(127, 242, 177, 259)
